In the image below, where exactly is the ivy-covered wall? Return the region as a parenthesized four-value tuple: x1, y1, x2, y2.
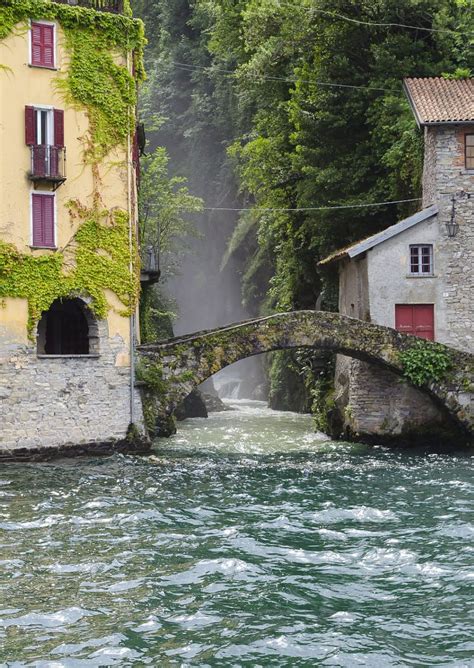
(0, 0, 145, 339)
(0, 204, 139, 336)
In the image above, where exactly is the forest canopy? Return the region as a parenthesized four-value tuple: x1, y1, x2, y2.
(133, 0, 472, 312)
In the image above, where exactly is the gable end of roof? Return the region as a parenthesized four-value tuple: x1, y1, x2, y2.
(318, 204, 439, 266)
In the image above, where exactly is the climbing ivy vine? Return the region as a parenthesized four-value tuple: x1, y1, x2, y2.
(399, 340, 452, 387)
(0, 0, 145, 337)
(1, 0, 145, 159)
(0, 204, 140, 337)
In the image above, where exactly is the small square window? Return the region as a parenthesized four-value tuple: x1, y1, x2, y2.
(30, 22, 55, 69)
(409, 245, 433, 276)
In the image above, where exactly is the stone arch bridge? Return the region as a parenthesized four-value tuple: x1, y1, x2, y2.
(137, 311, 473, 437)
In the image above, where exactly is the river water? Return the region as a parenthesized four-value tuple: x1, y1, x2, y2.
(1, 401, 473, 666)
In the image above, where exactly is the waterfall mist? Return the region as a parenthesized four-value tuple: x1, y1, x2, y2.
(166, 208, 267, 400)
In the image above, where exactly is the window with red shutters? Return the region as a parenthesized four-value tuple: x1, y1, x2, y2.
(30, 22, 55, 68)
(32, 193, 55, 248)
(25, 106, 64, 147)
(25, 107, 65, 180)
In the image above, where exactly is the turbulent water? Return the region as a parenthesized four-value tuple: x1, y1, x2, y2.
(1, 401, 473, 666)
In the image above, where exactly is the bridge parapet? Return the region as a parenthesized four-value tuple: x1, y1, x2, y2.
(137, 311, 473, 440)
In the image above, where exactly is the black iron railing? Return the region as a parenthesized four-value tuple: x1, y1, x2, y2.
(50, 0, 124, 14)
(29, 145, 66, 183)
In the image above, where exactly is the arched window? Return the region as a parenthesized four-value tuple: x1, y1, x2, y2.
(37, 298, 98, 355)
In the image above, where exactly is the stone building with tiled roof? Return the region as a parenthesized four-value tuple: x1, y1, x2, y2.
(320, 77, 474, 443)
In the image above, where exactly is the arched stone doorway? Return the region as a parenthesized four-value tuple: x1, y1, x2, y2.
(37, 298, 99, 355)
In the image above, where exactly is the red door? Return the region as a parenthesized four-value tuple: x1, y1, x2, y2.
(395, 304, 434, 341)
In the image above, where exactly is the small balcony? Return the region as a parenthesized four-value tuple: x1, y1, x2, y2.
(50, 0, 124, 14)
(29, 146, 66, 188)
(140, 246, 160, 285)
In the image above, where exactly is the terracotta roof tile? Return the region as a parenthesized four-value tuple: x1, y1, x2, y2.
(404, 77, 474, 125)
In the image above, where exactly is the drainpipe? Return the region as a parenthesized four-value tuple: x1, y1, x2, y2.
(126, 48, 135, 426)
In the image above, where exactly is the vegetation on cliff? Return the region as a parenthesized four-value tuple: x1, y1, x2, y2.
(133, 0, 472, 408)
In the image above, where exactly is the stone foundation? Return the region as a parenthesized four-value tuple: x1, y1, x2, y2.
(333, 355, 466, 445)
(0, 433, 151, 462)
(0, 323, 146, 457)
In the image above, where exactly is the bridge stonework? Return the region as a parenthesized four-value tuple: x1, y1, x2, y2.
(138, 311, 473, 442)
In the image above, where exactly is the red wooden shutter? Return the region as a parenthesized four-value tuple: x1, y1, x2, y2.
(54, 109, 64, 147)
(395, 305, 414, 335)
(31, 22, 43, 66)
(42, 25, 54, 68)
(32, 194, 55, 248)
(30, 23, 54, 68)
(25, 106, 36, 145)
(43, 196, 55, 248)
(32, 194, 44, 247)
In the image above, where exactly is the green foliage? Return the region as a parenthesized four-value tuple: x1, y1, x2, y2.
(268, 349, 324, 412)
(139, 147, 202, 276)
(1, 0, 145, 161)
(399, 340, 452, 387)
(139, 285, 175, 343)
(57, 28, 137, 162)
(137, 145, 203, 341)
(136, 357, 174, 434)
(441, 68, 472, 79)
(310, 376, 335, 434)
(0, 204, 139, 337)
(136, 358, 167, 393)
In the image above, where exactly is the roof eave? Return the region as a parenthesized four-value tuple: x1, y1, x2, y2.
(347, 204, 438, 259)
(403, 79, 423, 129)
(318, 252, 349, 267)
(419, 120, 474, 126)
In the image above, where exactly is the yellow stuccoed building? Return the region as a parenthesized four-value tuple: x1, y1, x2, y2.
(0, 0, 149, 458)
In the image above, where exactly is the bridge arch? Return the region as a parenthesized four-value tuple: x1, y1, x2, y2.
(138, 311, 473, 435)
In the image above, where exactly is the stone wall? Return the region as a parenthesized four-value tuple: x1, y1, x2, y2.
(334, 358, 448, 442)
(426, 124, 474, 354)
(0, 319, 145, 456)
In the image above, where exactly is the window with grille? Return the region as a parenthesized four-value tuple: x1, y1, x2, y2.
(466, 134, 474, 170)
(409, 245, 433, 275)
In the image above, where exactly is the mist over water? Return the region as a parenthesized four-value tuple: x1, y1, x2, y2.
(1, 401, 473, 665)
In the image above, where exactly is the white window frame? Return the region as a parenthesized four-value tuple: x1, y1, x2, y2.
(408, 244, 434, 277)
(28, 20, 57, 70)
(27, 104, 55, 176)
(31, 104, 55, 146)
(30, 190, 57, 250)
